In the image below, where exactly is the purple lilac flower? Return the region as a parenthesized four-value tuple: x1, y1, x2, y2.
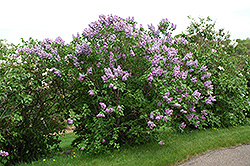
(157, 102, 161, 107)
(191, 77, 197, 83)
(56, 55, 61, 62)
(105, 108, 114, 113)
(109, 34, 116, 42)
(195, 115, 199, 120)
(152, 66, 164, 76)
(205, 96, 216, 104)
(200, 65, 208, 72)
(177, 98, 182, 101)
(130, 50, 135, 57)
(79, 73, 85, 82)
(158, 141, 165, 145)
(122, 73, 130, 81)
(195, 121, 200, 128)
(172, 65, 180, 78)
(163, 92, 170, 99)
(52, 67, 62, 77)
(149, 82, 152, 87)
(99, 102, 106, 109)
(189, 69, 194, 72)
(55, 36, 65, 46)
(102, 139, 105, 143)
(87, 67, 92, 74)
(205, 99, 212, 104)
(67, 118, 73, 125)
(147, 121, 157, 129)
(80, 147, 84, 150)
(74, 62, 80, 67)
(96, 113, 105, 118)
(104, 68, 114, 79)
(180, 70, 188, 79)
(201, 72, 212, 80)
(109, 83, 114, 88)
(180, 109, 187, 113)
(201, 110, 208, 116)
(180, 122, 186, 129)
(183, 52, 193, 61)
(173, 103, 181, 107)
(0, 150, 9, 157)
(167, 97, 173, 104)
(101, 75, 108, 83)
(117, 106, 121, 111)
(186, 114, 194, 121)
(165, 109, 173, 116)
(155, 113, 163, 121)
(193, 59, 198, 67)
(161, 45, 168, 52)
(97, 62, 101, 67)
(201, 115, 206, 120)
(150, 112, 154, 119)
(186, 60, 194, 66)
(204, 81, 213, 90)
(163, 116, 167, 122)
(148, 73, 153, 81)
(192, 90, 201, 100)
(190, 106, 196, 112)
(88, 90, 95, 95)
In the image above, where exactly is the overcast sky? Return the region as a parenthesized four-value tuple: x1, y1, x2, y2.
(1, 0, 250, 45)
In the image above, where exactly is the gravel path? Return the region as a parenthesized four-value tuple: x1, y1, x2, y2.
(178, 144, 250, 166)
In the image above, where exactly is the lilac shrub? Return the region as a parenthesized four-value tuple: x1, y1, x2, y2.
(0, 38, 71, 165)
(176, 16, 249, 127)
(57, 14, 215, 153)
(0, 14, 216, 158)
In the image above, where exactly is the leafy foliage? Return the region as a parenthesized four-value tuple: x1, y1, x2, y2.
(176, 16, 250, 127)
(0, 38, 69, 165)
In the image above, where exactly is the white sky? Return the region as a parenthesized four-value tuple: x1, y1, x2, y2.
(1, 0, 250, 45)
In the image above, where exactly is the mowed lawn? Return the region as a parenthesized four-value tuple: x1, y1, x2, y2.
(17, 125, 250, 166)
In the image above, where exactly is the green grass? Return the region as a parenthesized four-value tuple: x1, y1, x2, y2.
(18, 125, 250, 166)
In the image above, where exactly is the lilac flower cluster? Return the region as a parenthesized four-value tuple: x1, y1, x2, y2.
(180, 122, 186, 129)
(78, 73, 85, 82)
(99, 102, 106, 109)
(204, 80, 213, 90)
(174, 37, 187, 45)
(65, 54, 81, 67)
(147, 120, 157, 129)
(75, 42, 92, 56)
(158, 141, 165, 145)
(101, 65, 131, 83)
(17, 45, 53, 59)
(96, 113, 105, 118)
(54, 36, 65, 47)
(51, 67, 62, 77)
(163, 92, 173, 104)
(0, 150, 9, 157)
(88, 90, 95, 95)
(183, 52, 193, 61)
(105, 107, 114, 113)
(17, 37, 63, 60)
(148, 24, 160, 37)
(67, 118, 73, 125)
(201, 72, 212, 80)
(205, 96, 216, 104)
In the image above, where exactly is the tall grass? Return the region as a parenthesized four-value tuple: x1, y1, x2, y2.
(18, 125, 250, 166)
